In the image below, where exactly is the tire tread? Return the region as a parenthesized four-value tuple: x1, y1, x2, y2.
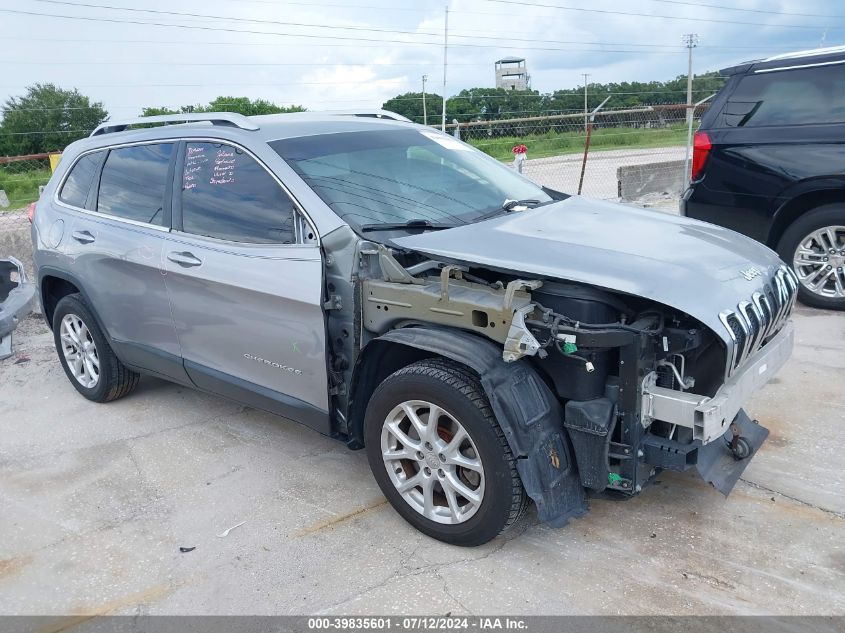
(53, 293, 140, 403)
(389, 358, 529, 534)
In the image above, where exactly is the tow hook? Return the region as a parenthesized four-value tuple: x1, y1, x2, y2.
(729, 421, 753, 460)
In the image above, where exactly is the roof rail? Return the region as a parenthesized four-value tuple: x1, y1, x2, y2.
(762, 45, 845, 63)
(327, 109, 413, 123)
(90, 112, 260, 137)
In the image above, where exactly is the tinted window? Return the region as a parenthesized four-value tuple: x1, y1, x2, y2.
(97, 143, 173, 226)
(180, 142, 296, 244)
(725, 64, 845, 127)
(59, 151, 104, 208)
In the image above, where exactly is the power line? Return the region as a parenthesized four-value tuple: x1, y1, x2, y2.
(0, 35, 809, 52)
(0, 10, 724, 55)
(20, 1, 694, 50)
(645, 0, 845, 19)
(480, 0, 835, 30)
(0, 9, 443, 46)
(30, 0, 445, 38)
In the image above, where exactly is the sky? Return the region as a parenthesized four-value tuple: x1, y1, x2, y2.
(2, 0, 844, 118)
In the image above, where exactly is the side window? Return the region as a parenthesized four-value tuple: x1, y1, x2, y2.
(97, 143, 174, 226)
(725, 64, 845, 127)
(180, 142, 296, 244)
(59, 151, 104, 208)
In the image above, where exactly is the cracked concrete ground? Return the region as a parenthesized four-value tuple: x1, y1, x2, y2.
(0, 306, 843, 616)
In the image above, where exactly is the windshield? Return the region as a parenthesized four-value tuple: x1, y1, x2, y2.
(270, 128, 552, 231)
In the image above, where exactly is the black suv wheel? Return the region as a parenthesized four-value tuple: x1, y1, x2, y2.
(777, 204, 845, 310)
(364, 358, 529, 546)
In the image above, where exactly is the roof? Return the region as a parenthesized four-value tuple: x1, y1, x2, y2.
(63, 110, 419, 158)
(496, 57, 525, 64)
(721, 44, 845, 75)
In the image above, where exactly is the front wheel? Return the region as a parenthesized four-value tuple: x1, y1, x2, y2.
(364, 359, 528, 547)
(777, 204, 845, 310)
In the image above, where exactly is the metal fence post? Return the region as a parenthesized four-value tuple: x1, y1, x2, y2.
(577, 96, 610, 195)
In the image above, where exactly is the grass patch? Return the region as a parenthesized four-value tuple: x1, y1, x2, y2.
(0, 165, 52, 210)
(466, 123, 688, 161)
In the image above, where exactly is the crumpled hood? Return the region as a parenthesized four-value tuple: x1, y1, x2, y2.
(393, 195, 786, 342)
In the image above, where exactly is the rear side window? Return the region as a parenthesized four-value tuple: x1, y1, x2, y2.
(179, 142, 296, 244)
(725, 63, 845, 127)
(59, 151, 104, 208)
(97, 143, 174, 226)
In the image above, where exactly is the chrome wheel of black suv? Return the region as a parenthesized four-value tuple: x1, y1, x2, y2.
(778, 205, 845, 310)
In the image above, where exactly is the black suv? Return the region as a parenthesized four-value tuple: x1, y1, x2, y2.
(682, 46, 845, 310)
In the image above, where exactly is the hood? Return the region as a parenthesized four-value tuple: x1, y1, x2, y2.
(392, 196, 786, 342)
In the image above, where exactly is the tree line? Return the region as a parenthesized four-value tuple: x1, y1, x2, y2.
(1, 73, 723, 156)
(0, 85, 305, 156)
(384, 72, 725, 124)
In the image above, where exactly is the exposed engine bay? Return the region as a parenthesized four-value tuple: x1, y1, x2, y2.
(331, 240, 792, 519)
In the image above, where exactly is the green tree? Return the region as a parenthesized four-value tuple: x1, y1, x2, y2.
(140, 96, 305, 118)
(382, 92, 443, 124)
(0, 84, 108, 156)
(447, 88, 544, 123)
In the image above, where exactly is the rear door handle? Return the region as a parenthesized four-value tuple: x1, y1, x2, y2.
(71, 230, 95, 244)
(167, 251, 203, 267)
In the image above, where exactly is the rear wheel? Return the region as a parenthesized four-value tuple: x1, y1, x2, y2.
(364, 358, 528, 546)
(53, 294, 140, 402)
(777, 204, 845, 310)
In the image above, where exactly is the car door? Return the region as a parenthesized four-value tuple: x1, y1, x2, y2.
(60, 141, 188, 384)
(162, 140, 329, 432)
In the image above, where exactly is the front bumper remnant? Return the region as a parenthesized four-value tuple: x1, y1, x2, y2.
(0, 257, 36, 360)
(695, 409, 768, 495)
(641, 321, 793, 444)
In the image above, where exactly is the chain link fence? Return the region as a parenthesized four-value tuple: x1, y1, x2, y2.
(451, 102, 709, 211)
(0, 154, 53, 278)
(0, 102, 707, 277)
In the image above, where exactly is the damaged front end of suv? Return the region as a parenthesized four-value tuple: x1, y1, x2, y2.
(320, 197, 797, 528)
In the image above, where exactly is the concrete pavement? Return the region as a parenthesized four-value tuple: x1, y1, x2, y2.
(0, 304, 842, 616)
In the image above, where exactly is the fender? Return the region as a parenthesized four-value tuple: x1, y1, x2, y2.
(769, 177, 845, 245)
(377, 327, 587, 527)
(37, 266, 110, 337)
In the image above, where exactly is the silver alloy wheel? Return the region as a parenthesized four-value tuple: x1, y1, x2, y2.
(381, 400, 485, 525)
(59, 313, 100, 389)
(793, 225, 845, 298)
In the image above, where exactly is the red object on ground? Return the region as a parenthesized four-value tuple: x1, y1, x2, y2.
(512, 144, 528, 155)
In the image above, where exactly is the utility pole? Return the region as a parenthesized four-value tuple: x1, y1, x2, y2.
(441, 6, 449, 132)
(683, 33, 699, 186)
(582, 73, 590, 133)
(422, 74, 428, 126)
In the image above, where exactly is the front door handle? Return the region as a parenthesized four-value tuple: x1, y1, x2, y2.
(71, 230, 95, 244)
(167, 251, 203, 267)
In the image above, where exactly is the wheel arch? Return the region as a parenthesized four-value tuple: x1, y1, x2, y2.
(39, 267, 108, 338)
(769, 187, 845, 249)
(348, 325, 588, 527)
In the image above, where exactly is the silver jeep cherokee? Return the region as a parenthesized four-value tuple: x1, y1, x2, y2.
(31, 111, 796, 546)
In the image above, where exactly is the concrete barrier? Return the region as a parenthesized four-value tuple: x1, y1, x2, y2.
(0, 211, 34, 281)
(617, 159, 685, 200)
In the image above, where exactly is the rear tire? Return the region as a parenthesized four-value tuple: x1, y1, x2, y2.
(53, 293, 140, 402)
(777, 204, 845, 310)
(364, 358, 528, 547)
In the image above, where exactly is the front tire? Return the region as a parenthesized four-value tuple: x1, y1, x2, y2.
(53, 293, 140, 402)
(777, 204, 845, 310)
(364, 359, 528, 546)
